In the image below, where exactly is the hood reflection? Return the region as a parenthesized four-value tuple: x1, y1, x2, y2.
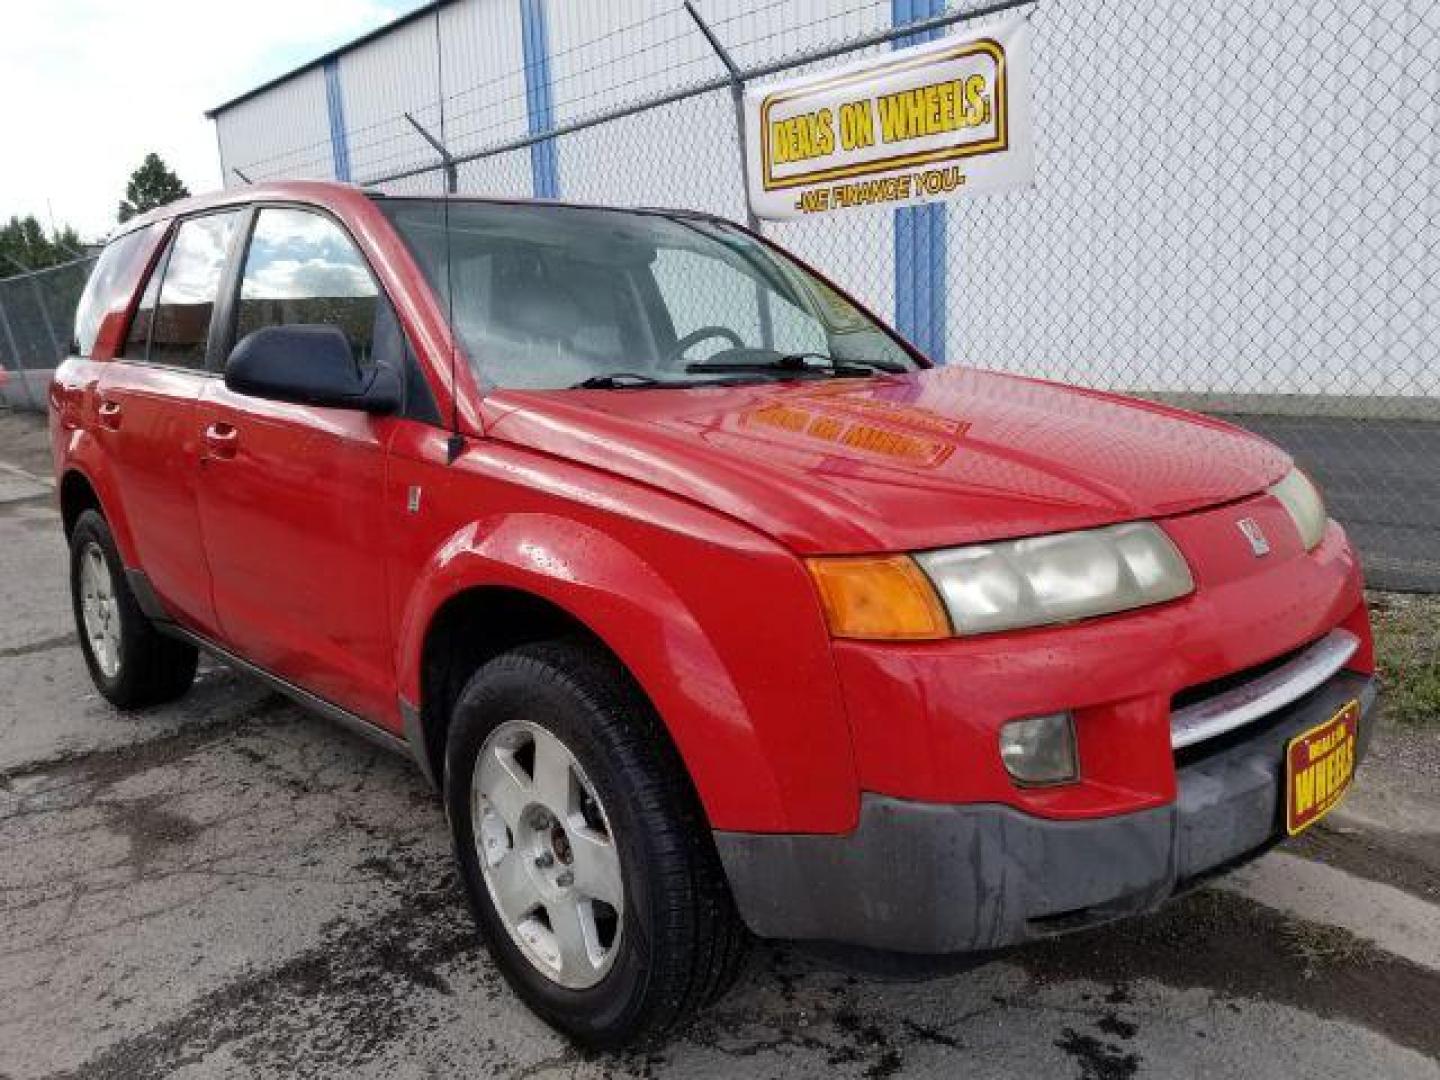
(737, 383, 966, 470)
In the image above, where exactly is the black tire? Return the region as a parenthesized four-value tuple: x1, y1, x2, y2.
(69, 509, 198, 709)
(444, 639, 747, 1050)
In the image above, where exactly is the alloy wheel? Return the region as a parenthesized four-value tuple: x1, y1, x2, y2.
(472, 719, 625, 989)
(78, 541, 121, 680)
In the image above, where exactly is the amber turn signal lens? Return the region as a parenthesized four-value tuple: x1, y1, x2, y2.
(806, 556, 951, 640)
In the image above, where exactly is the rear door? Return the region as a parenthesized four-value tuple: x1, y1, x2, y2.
(96, 210, 245, 635)
(195, 205, 408, 723)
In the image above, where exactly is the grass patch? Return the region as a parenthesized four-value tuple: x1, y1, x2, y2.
(1368, 591, 1440, 727)
(1278, 917, 1375, 980)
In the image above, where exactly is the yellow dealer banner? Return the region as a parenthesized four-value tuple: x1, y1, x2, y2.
(745, 18, 1033, 221)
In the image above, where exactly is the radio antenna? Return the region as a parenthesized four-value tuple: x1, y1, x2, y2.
(434, 9, 463, 460)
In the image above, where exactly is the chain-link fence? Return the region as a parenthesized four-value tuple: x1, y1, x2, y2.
(20, 1, 1440, 618)
(308, 0, 1437, 595)
(0, 257, 95, 411)
(6, 0, 1436, 720)
(217, 0, 1440, 706)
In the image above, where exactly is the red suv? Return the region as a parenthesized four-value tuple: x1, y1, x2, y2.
(51, 182, 1375, 1048)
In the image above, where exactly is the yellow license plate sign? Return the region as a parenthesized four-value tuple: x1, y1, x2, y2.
(1285, 699, 1360, 835)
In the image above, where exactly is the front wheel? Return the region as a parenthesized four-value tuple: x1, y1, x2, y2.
(69, 509, 198, 709)
(444, 640, 746, 1049)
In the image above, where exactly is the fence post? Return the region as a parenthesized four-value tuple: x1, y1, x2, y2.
(684, 1, 759, 234)
(683, 0, 774, 344)
(404, 112, 459, 194)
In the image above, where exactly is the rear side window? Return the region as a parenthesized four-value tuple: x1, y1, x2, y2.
(234, 208, 379, 368)
(122, 245, 165, 359)
(71, 224, 162, 357)
(147, 212, 242, 370)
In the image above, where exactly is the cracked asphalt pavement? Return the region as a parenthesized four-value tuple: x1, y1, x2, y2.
(2, 410, 1438, 1080)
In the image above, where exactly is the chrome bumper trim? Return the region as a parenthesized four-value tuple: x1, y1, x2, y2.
(1170, 628, 1360, 750)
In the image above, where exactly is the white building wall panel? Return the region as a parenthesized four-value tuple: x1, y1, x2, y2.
(216, 67, 334, 187)
(546, 1, 716, 119)
(337, 14, 444, 188)
(543, 0, 739, 215)
(701, 0, 892, 70)
(438, 0, 530, 161)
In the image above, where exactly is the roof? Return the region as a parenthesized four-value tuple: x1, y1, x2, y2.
(205, 0, 454, 119)
(113, 181, 374, 237)
(111, 180, 725, 239)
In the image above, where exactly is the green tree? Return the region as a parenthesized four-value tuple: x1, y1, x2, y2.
(117, 153, 190, 224)
(0, 215, 84, 275)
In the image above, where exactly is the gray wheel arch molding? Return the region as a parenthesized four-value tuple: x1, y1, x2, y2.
(124, 569, 171, 622)
(400, 695, 438, 788)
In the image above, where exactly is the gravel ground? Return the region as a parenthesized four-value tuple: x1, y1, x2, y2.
(2, 408, 1437, 1080)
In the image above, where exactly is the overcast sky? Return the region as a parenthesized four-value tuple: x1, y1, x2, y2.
(0, 0, 426, 242)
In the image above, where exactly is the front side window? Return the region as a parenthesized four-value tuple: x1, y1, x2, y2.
(380, 199, 918, 390)
(148, 212, 242, 370)
(234, 207, 379, 368)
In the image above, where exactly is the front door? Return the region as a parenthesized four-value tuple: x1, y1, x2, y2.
(97, 211, 245, 637)
(195, 206, 400, 723)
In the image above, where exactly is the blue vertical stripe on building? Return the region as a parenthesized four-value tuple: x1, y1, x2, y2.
(891, 0, 947, 363)
(519, 0, 559, 198)
(322, 59, 352, 182)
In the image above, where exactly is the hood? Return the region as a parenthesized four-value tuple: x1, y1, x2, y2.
(483, 367, 1291, 554)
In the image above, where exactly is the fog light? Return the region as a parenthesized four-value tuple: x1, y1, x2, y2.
(999, 713, 1078, 786)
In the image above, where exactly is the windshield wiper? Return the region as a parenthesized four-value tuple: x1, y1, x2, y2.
(785, 352, 908, 374)
(685, 352, 906, 377)
(571, 372, 663, 390)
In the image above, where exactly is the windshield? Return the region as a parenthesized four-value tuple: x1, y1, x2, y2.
(377, 198, 920, 390)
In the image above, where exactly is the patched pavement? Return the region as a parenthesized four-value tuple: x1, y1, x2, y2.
(1232, 415, 1440, 593)
(2, 410, 1438, 1080)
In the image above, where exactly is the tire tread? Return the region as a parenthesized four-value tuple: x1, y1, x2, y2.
(70, 510, 197, 709)
(446, 639, 747, 1048)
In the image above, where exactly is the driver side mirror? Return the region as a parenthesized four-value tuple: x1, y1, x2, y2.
(225, 324, 399, 414)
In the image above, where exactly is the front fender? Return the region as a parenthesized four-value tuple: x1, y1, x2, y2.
(396, 510, 859, 834)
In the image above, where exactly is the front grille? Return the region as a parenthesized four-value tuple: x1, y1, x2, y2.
(1171, 705, 1298, 769)
(1167, 629, 1359, 762)
(1171, 642, 1311, 713)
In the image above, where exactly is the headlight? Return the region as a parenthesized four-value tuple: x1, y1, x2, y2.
(1269, 468, 1327, 551)
(915, 522, 1193, 635)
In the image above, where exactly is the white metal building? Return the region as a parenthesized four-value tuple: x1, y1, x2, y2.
(208, 0, 1438, 408)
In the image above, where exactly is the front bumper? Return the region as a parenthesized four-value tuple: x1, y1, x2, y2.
(716, 671, 1376, 954)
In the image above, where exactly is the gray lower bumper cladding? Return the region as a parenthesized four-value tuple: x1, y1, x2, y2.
(716, 672, 1377, 954)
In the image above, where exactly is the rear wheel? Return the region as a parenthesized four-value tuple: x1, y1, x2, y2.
(69, 510, 198, 708)
(445, 640, 746, 1049)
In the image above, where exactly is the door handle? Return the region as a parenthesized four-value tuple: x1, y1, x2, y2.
(97, 399, 122, 430)
(204, 421, 239, 459)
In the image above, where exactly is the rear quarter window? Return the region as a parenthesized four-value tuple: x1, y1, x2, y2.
(71, 223, 164, 357)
